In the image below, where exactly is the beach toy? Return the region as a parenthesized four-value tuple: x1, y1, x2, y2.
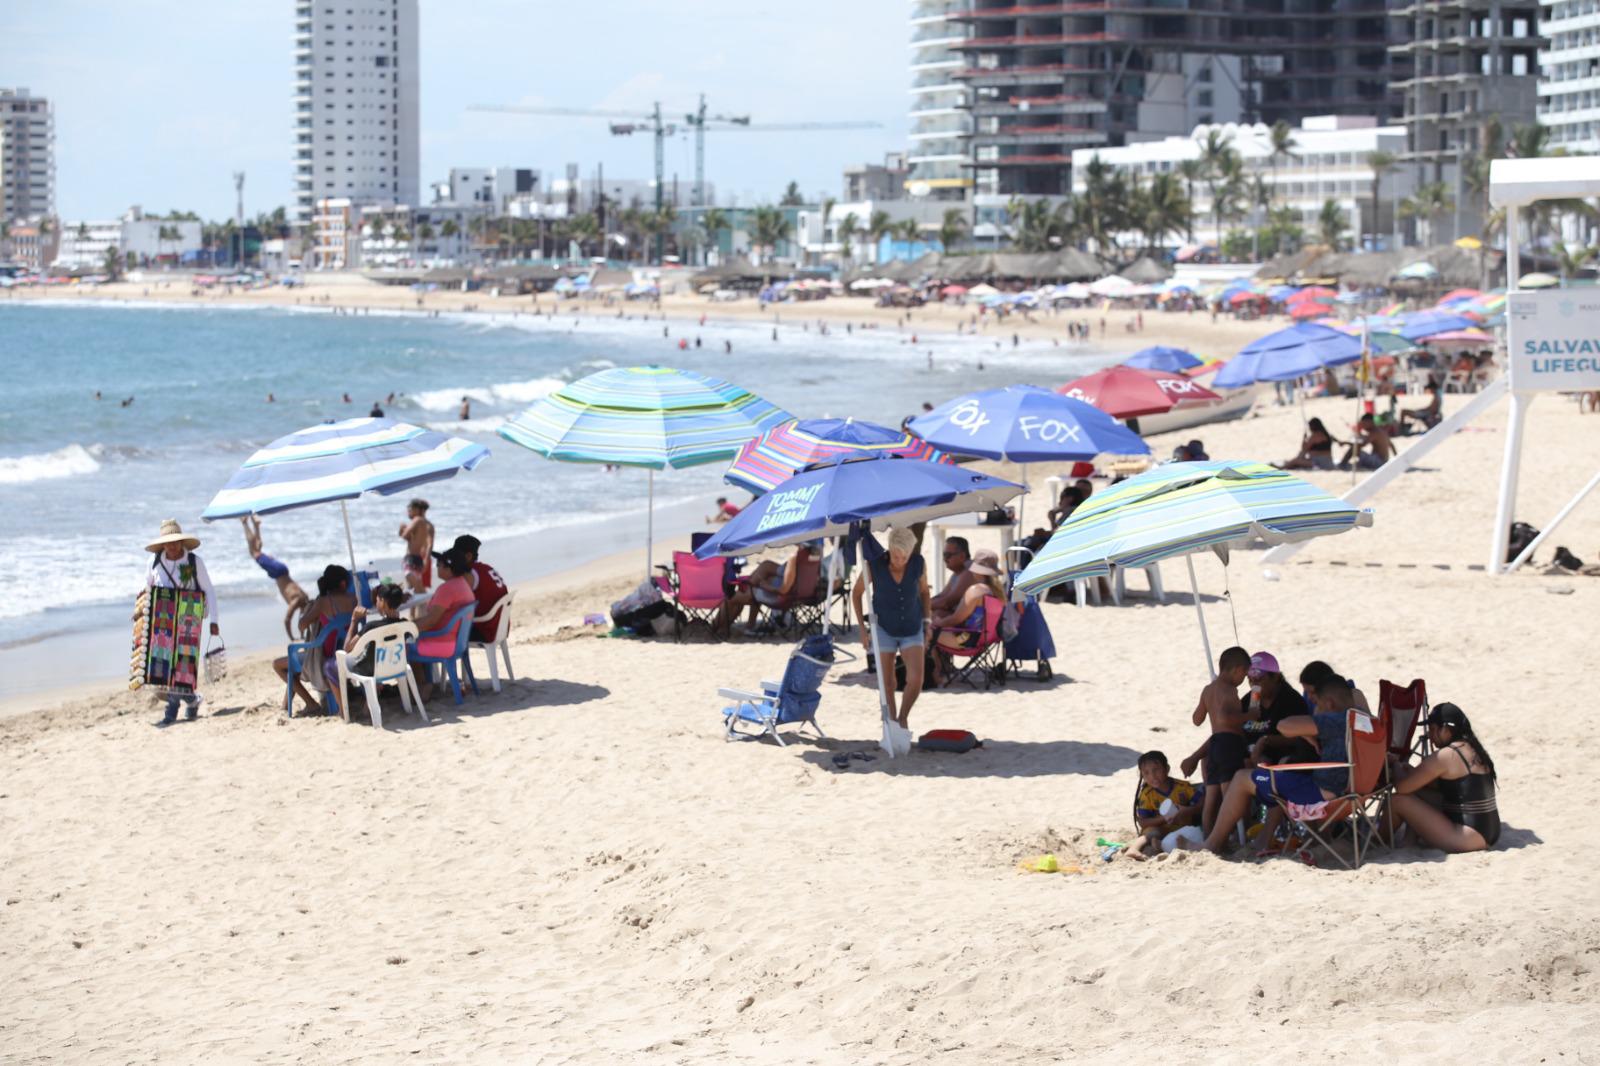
(1095, 837, 1127, 862)
(1018, 854, 1087, 874)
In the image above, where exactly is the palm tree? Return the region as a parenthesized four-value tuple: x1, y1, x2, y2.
(698, 206, 729, 264)
(866, 209, 892, 264)
(835, 210, 859, 264)
(567, 212, 600, 258)
(780, 181, 804, 207)
(368, 216, 387, 241)
(1207, 150, 1245, 248)
(1268, 120, 1297, 206)
(440, 218, 459, 254)
(1175, 159, 1206, 242)
(1139, 172, 1191, 254)
(1080, 154, 1114, 250)
(748, 205, 793, 269)
(1317, 200, 1348, 250)
(102, 245, 122, 280)
(938, 207, 967, 253)
(1247, 175, 1271, 259)
(416, 221, 435, 251)
(895, 218, 922, 246)
(1399, 182, 1455, 246)
(1554, 241, 1596, 287)
(1366, 150, 1398, 250)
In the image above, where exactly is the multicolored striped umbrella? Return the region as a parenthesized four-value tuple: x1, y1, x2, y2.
(201, 417, 490, 568)
(498, 366, 790, 575)
(1014, 461, 1372, 674)
(723, 417, 950, 496)
(499, 365, 789, 469)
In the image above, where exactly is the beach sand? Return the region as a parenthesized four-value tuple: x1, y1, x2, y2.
(3, 354, 1600, 1060)
(4, 272, 1274, 363)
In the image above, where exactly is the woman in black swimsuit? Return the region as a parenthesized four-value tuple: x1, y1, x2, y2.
(1389, 703, 1500, 851)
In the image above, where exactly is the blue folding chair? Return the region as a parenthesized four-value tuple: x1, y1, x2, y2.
(284, 611, 351, 716)
(717, 632, 856, 746)
(407, 603, 479, 705)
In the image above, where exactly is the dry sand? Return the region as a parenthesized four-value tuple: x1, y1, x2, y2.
(3, 344, 1600, 1061)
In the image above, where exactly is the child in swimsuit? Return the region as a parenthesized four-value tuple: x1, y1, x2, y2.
(1125, 750, 1202, 860)
(1192, 646, 1252, 837)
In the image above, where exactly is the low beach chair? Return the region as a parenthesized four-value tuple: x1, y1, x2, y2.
(468, 590, 516, 692)
(407, 603, 478, 705)
(335, 621, 424, 729)
(658, 550, 728, 640)
(933, 594, 1008, 690)
(1378, 678, 1429, 762)
(752, 552, 824, 636)
(718, 632, 856, 746)
(1258, 708, 1389, 870)
(284, 611, 351, 717)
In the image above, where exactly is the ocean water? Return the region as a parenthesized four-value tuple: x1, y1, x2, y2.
(0, 300, 1116, 660)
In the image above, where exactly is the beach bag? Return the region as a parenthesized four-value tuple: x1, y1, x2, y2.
(1506, 521, 1539, 564)
(918, 729, 980, 754)
(203, 637, 228, 684)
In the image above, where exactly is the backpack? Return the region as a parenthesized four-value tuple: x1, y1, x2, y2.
(1506, 522, 1539, 564)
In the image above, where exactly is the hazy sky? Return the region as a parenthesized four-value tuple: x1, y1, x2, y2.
(0, 1, 908, 220)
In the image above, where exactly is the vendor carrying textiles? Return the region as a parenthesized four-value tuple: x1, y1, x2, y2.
(143, 519, 221, 727)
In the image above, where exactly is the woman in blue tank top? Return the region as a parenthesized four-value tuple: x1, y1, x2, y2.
(851, 526, 931, 729)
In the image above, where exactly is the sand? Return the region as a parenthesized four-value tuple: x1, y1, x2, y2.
(4, 345, 1600, 1061)
(3, 272, 1272, 362)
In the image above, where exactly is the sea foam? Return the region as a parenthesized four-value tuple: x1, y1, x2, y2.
(0, 444, 103, 485)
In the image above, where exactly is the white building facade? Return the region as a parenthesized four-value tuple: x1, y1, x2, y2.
(1070, 117, 1415, 251)
(1539, 0, 1600, 154)
(293, 0, 420, 224)
(118, 207, 202, 261)
(53, 220, 122, 270)
(907, 0, 973, 202)
(0, 87, 55, 223)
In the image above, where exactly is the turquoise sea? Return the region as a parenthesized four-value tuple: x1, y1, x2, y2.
(0, 299, 1115, 696)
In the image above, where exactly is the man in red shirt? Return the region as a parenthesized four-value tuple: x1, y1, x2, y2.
(440, 535, 508, 642)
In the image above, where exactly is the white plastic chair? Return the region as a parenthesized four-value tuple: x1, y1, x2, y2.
(468, 590, 515, 692)
(334, 621, 426, 730)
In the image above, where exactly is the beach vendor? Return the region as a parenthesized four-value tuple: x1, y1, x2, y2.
(140, 519, 220, 727)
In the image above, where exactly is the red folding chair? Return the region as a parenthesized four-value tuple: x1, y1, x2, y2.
(752, 552, 825, 636)
(660, 550, 728, 640)
(1378, 678, 1429, 762)
(933, 594, 1008, 690)
(1261, 709, 1390, 870)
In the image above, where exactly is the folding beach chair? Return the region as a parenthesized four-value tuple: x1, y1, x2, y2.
(752, 552, 824, 636)
(933, 594, 1008, 690)
(1259, 708, 1389, 870)
(656, 550, 728, 640)
(335, 620, 424, 729)
(1378, 678, 1429, 762)
(718, 632, 857, 746)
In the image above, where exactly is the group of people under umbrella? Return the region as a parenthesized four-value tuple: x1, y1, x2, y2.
(158, 334, 1373, 743)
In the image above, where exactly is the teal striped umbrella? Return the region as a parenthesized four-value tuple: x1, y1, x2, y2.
(1015, 461, 1373, 674)
(499, 366, 791, 574)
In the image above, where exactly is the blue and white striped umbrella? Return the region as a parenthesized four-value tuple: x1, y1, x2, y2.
(201, 418, 489, 568)
(1014, 461, 1373, 674)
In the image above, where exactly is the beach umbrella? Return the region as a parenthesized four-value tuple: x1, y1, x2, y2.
(1436, 288, 1482, 306)
(201, 417, 490, 571)
(1212, 322, 1363, 388)
(696, 455, 1023, 758)
(1288, 286, 1338, 303)
(1058, 365, 1221, 420)
(723, 417, 951, 496)
(1517, 272, 1559, 289)
(1394, 261, 1440, 280)
(1013, 461, 1374, 675)
(1124, 346, 1204, 372)
(499, 366, 790, 576)
(1390, 310, 1476, 341)
(908, 385, 1149, 526)
(1088, 274, 1135, 297)
(1289, 301, 1334, 320)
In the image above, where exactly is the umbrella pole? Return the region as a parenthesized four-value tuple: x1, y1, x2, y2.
(1186, 554, 1215, 679)
(646, 469, 655, 581)
(340, 500, 357, 575)
(863, 556, 897, 758)
(826, 538, 843, 632)
(1018, 461, 1027, 530)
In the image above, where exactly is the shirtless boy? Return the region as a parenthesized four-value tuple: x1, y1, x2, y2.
(398, 498, 434, 592)
(1191, 646, 1252, 836)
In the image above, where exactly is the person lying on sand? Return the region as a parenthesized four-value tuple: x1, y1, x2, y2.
(1180, 673, 1359, 855)
(241, 516, 310, 637)
(1125, 750, 1202, 860)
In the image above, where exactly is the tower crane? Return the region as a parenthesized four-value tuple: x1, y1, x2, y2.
(469, 97, 882, 262)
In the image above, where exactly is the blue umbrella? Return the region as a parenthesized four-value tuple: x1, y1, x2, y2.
(1392, 310, 1476, 341)
(1213, 322, 1363, 388)
(695, 455, 1022, 758)
(1123, 346, 1204, 372)
(202, 417, 490, 570)
(908, 385, 1148, 526)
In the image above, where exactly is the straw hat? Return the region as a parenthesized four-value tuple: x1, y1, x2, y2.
(146, 518, 200, 553)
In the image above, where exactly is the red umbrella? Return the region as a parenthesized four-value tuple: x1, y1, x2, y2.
(1290, 286, 1338, 302)
(1228, 291, 1268, 306)
(1289, 301, 1333, 319)
(1058, 365, 1222, 419)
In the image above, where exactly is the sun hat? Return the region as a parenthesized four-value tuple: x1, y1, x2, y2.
(968, 549, 1001, 577)
(1247, 651, 1280, 679)
(146, 518, 200, 553)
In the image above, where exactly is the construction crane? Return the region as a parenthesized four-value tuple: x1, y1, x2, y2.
(469, 97, 882, 262)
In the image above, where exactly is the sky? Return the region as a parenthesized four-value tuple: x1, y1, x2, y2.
(0, 0, 909, 221)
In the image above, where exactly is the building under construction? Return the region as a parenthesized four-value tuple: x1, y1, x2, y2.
(909, 0, 1397, 200)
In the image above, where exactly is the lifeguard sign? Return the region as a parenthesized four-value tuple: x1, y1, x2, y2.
(1489, 156, 1600, 574)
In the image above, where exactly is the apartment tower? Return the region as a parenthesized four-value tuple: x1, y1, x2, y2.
(293, 0, 420, 223)
(1537, 0, 1600, 154)
(908, 2, 975, 201)
(0, 88, 56, 223)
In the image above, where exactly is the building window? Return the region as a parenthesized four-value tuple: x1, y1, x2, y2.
(1197, 90, 1213, 107)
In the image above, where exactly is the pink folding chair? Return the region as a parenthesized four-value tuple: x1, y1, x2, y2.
(662, 550, 728, 641)
(933, 594, 1008, 690)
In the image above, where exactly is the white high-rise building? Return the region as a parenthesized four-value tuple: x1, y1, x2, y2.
(907, 1, 972, 203)
(293, 0, 420, 224)
(1539, 0, 1600, 154)
(1, 88, 56, 223)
